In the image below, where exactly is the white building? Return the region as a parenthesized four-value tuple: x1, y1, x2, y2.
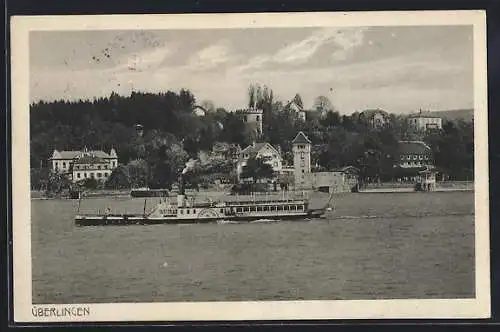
(236, 142, 282, 181)
(291, 131, 312, 189)
(359, 109, 391, 129)
(407, 110, 442, 131)
(285, 100, 307, 121)
(49, 147, 118, 182)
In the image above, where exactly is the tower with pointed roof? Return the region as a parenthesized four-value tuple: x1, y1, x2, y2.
(292, 131, 312, 189)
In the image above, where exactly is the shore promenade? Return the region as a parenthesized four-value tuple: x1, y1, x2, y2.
(359, 181, 474, 193)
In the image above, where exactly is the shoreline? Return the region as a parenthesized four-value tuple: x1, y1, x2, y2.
(359, 188, 474, 193)
(31, 186, 474, 200)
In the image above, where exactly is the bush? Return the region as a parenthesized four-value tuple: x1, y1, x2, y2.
(105, 165, 131, 189)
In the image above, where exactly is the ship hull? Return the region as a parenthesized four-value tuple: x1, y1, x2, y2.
(74, 211, 323, 226)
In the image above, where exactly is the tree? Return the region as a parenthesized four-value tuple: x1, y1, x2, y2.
(45, 171, 71, 195)
(31, 168, 50, 191)
(240, 156, 275, 184)
(248, 84, 256, 108)
(105, 165, 131, 189)
(200, 100, 215, 113)
(127, 159, 149, 188)
(313, 95, 334, 115)
(321, 111, 341, 127)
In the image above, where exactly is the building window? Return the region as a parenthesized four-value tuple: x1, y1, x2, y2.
(413, 155, 417, 160)
(112, 161, 116, 167)
(90, 173, 95, 179)
(84, 173, 87, 178)
(419, 155, 423, 160)
(256, 116, 260, 121)
(63, 162, 66, 168)
(104, 172, 109, 177)
(77, 173, 81, 179)
(302, 169, 305, 173)
(97, 172, 102, 178)
(97, 165, 101, 170)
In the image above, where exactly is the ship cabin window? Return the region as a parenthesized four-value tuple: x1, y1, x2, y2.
(236, 207, 242, 213)
(220, 208, 224, 214)
(263, 206, 269, 211)
(257, 206, 262, 212)
(284, 205, 289, 211)
(180, 210, 184, 214)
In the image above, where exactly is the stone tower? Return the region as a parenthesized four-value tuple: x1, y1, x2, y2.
(242, 108, 263, 137)
(292, 131, 312, 189)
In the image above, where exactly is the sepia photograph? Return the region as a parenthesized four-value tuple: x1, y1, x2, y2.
(11, 11, 489, 322)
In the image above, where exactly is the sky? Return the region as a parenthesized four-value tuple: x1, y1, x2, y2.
(30, 25, 474, 114)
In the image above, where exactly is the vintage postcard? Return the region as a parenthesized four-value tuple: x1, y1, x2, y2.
(11, 10, 490, 322)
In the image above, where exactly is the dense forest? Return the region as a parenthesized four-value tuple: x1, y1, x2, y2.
(30, 84, 474, 191)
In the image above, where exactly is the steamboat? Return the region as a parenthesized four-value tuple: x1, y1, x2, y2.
(74, 175, 331, 226)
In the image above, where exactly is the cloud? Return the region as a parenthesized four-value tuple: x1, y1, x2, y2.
(273, 27, 365, 64)
(234, 27, 366, 72)
(186, 41, 233, 70)
(114, 45, 174, 72)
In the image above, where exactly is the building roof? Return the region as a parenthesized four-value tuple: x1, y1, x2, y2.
(73, 155, 108, 165)
(332, 166, 360, 174)
(50, 149, 117, 160)
(398, 141, 432, 155)
(236, 107, 263, 114)
(240, 142, 279, 157)
(292, 131, 312, 144)
(407, 110, 441, 119)
(359, 109, 389, 118)
(284, 100, 304, 112)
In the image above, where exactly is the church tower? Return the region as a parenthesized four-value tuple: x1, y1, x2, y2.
(292, 131, 312, 189)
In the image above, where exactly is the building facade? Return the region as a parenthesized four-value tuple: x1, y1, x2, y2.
(72, 155, 114, 182)
(397, 141, 434, 169)
(236, 142, 282, 180)
(292, 131, 312, 189)
(359, 109, 391, 129)
(238, 107, 263, 136)
(285, 100, 307, 121)
(49, 147, 119, 182)
(407, 110, 442, 131)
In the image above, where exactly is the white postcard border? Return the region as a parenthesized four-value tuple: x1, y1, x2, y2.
(11, 10, 490, 322)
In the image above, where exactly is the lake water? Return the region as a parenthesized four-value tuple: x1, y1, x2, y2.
(31, 191, 475, 304)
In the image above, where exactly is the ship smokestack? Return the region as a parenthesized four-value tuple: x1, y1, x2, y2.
(177, 174, 185, 208)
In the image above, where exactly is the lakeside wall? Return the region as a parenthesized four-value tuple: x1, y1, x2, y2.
(30, 181, 474, 200)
